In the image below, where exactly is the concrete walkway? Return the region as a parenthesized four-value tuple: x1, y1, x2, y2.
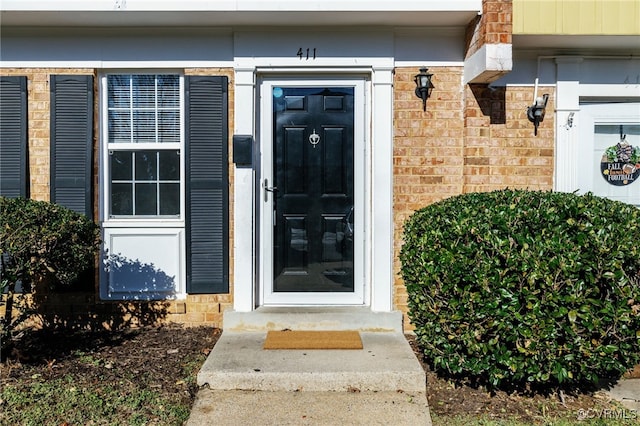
(606, 378, 640, 412)
(188, 390, 431, 425)
(186, 309, 431, 425)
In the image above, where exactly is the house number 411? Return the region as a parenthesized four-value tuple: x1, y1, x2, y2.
(297, 48, 317, 60)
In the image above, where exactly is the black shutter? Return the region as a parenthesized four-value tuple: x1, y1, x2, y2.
(0, 76, 28, 198)
(185, 76, 229, 294)
(50, 75, 93, 217)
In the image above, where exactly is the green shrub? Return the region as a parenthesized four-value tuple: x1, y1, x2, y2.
(0, 197, 101, 351)
(0, 197, 100, 288)
(400, 189, 640, 389)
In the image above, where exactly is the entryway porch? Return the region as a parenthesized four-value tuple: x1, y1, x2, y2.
(188, 308, 431, 424)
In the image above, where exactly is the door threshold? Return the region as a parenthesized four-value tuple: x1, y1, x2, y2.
(256, 306, 370, 313)
(223, 307, 403, 332)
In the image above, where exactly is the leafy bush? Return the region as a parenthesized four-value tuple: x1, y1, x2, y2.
(0, 197, 100, 288)
(1, 197, 101, 352)
(401, 189, 640, 389)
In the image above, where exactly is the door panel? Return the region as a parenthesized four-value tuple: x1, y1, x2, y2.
(578, 103, 640, 207)
(273, 87, 355, 293)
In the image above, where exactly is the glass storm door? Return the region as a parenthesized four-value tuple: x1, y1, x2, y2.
(578, 103, 640, 207)
(260, 80, 364, 305)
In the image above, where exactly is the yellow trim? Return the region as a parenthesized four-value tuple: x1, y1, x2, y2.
(513, 0, 640, 35)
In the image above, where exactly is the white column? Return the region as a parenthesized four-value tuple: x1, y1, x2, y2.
(554, 57, 582, 193)
(370, 66, 394, 312)
(233, 67, 256, 312)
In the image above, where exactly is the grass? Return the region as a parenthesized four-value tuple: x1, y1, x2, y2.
(1, 374, 191, 425)
(0, 348, 206, 425)
(0, 326, 216, 425)
(72, 349, 103, 367)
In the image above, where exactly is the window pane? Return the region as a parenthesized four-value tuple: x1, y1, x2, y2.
(111, 151, 132, 180)
(132, 75, 157, 108)
(111, 183, 133, 215)
(158, 75, 180, 107)
(158, 111, 180, 143)
(106, 73, 183, 218)
(159, 150, 179, 180)
(135, 183, 157, 215)
(135, 151, 157, 180)
(108, 75, 130, 108)
(108, 111, 131, 143)
(108, 74, 180, 144)
(159, 183, 180, 215)
(133, 111, 156, 143)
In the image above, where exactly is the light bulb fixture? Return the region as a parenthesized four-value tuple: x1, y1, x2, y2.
(414, 67, 434, 112)
(527, 94, 549, 136)
(526, 78, 549, 136)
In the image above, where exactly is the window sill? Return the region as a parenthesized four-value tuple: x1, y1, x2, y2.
(102, 219, 186, 228)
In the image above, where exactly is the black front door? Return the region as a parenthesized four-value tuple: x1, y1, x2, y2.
(272, 87, 354, 293)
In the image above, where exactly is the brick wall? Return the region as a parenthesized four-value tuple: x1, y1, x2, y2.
(11, 292, 235, 330)
(465, 0, 513, 59)
(2, 65, 556, 332)
(393, 66, 466, 324)
(0, 68, 235, 330)
(463, 84, 554, 192)
(2, 291, 234, 330)
(393, 66, 555, 329)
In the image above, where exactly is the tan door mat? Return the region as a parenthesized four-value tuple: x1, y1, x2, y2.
(263, 330, 363, 350)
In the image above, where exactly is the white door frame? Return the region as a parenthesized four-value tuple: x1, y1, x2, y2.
(577, 102, 640, 206)
(258, 76, 367, 305)
(232, 63, 395, 313)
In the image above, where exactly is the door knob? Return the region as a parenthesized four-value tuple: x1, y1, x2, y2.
(263, 178, 278, 202)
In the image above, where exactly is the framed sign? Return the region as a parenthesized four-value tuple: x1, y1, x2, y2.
(600, 131, 640, 187)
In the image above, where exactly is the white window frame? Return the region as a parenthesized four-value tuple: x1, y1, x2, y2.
(99, 71, 187, 300)
(100, 72, 186, 227)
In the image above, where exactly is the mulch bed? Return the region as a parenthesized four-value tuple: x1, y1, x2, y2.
(1, 326, 220, 420)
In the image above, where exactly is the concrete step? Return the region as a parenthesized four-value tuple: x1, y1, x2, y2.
(196, 331, 425, 393)
(187, 390, 432, 426)
(223, 307, 404, 332)
(192, 309, 430, 424)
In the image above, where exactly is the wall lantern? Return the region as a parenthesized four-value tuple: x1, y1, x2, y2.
(527, 94, 549, 136)
(526, 78, 549, 136)
(414, 67, 434, 112)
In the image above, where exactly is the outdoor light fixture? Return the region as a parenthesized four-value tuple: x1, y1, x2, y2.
(414, 67, 434, 112)
(527, 78, 549, 136)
